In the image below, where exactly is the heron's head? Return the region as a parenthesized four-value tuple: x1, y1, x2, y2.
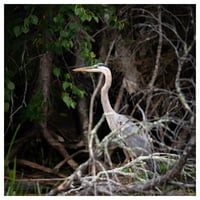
(73, 63, 108, 73)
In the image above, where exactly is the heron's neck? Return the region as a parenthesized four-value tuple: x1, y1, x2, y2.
(101, 71, 115, 119)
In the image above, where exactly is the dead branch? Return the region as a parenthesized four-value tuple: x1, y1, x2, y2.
(148, 6, 163, 89)
(42, 126, 78, 170)
(53, 149, 88, 171)
(16, 159, 66, 178)
(114, 78, 125, 112)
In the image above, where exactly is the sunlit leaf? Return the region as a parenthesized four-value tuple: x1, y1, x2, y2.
(90, 51, 96, 58)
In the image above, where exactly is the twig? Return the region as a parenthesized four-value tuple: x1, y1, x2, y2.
(114, 78, 125, 112)
(16, 159, 66, 178)
(168, 180, 195, 188)
(53, 149, 88, 171)
(145, 6, 163, 115)
(148, 5, 163, 89)
(175, 54, 194, 117)
(4, 176, 66, 182)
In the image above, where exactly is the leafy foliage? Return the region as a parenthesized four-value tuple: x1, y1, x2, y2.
(60, 72, 86, 109)
(4, 4, 125, 130)
(13, 14, 39, 37)
(21, 89, 45, 122)
(5, 5, 104, 119)
(74, 5, 99, 22)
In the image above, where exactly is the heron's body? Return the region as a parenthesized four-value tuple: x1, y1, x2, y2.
(73, 63, 157, 171)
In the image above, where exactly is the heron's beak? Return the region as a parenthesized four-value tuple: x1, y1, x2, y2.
(73, 66, 96, 73)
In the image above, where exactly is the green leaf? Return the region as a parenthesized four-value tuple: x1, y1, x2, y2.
(7, 81, 15, 90)
(72, 85, 85, 98)
(30, 15, 38, 25)
(93, 16, 99, 23)
(60, 30, 68, 38)
(62, 94, 76, 109)
(53, 13, 65, 24)
(69, 23, 78, 32)
(53, 67, 61, 78)
(22, 26, 29, 34)
(64, 73, 71, 80)
(74, 5, 82, 16)
(61, 40, 73, 49)
(53, 16, 58, 23)
(24, 17, 30, 28)
(81, 14, 92, 22)
(62, 82, 71, 90)
(90, 51, 96, 58)
(13, 26, 22, 37)
(70, 101, 76, 109)
(68, 40, 73, 48)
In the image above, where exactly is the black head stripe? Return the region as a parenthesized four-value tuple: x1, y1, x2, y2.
(97, 63, 107, 67)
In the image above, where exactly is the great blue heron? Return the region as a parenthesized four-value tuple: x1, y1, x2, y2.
(73, 63, 158, 171)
